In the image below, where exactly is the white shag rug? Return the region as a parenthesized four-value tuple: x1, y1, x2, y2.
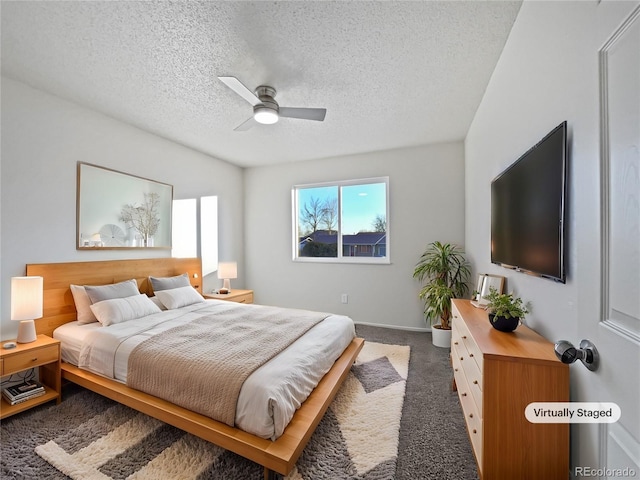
(36, 341, 410, 479)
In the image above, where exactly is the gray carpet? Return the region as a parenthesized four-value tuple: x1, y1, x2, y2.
(355, 326, 479, 480)
(0, 326, 478, 479)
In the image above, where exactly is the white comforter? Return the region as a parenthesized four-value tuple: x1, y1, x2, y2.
(53, 299, 356, 440)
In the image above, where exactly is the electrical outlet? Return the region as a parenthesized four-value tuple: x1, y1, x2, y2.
(341, 294, 348, 304)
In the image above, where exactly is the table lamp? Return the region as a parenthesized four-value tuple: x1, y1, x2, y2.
(11, 276, 43, 343)
(217, 262, 237, 294)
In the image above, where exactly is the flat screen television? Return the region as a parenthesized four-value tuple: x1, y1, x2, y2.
(491, 121, 567, 283)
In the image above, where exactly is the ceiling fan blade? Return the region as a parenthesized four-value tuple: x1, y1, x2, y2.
(234, 116, 258, 131)
(279, 107, 327, 122)
(218, 76, 261, 106)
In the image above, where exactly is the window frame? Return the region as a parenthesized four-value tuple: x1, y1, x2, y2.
(171, 196, 218, 276)
(292, 177, 390, 264)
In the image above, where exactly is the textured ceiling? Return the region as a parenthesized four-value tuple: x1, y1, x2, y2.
(1, 1, 521, 168)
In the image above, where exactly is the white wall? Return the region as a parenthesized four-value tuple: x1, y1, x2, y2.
(244, 142, 465, 330)
(465, 0, 584, 342)
(1, 78, 245, 338)
(466, 0, 639, 474)
(1, 77, 465, 335)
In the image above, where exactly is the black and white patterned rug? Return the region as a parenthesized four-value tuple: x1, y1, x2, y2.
(35, 341, 409, 480)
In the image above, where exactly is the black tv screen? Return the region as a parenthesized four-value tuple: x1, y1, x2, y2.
(491, 121, 567, 283)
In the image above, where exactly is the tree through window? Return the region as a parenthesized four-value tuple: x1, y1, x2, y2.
(293, 177, 389, 263)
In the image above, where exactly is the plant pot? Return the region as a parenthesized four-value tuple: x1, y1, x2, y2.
(431, 324, 452, 348)
(489, 313, 520, 332)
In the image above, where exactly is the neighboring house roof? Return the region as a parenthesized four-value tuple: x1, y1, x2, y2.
(299, 230, 386, 245)
(303, 231, 338, 244)
(343, 232, 386, 246)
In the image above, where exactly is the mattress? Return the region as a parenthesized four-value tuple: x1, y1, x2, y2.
(53, 299, 355, 440)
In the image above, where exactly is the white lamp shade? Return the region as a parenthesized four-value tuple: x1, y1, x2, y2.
(217, 262, 237, 292)
(11, 276, 43, 320)
(11, 276, 43, 344)
(217, 262, 238, 280)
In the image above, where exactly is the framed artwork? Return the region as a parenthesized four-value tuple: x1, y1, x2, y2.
(76, 163, 173, 250)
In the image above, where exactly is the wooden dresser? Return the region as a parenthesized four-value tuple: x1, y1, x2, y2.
(451, 299, 569, 480)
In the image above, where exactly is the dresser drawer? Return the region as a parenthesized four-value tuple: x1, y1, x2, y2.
(452, 341, 483, 415)
(462, 334, 483, 372)
(468, 368, 483, 415)
(451, 319, 467, 353)
(453, 348, 472, 407)
(3, 344, 59, 374)
(452, 316, 483, 407)
(453, 312, 484, 372)
(461, 349, 483, 414)
(451, 341, 464, 375)
(453, 354, 483, 464)
(230, 292, 253, 304)
(467, 412, 483, 470)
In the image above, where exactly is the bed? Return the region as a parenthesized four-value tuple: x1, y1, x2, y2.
(28, 258, 364, 479)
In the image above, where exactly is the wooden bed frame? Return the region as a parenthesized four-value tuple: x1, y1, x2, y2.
(27, 258, 364, 479)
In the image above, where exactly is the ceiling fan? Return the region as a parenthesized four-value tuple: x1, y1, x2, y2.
(218, 76, 327, 131)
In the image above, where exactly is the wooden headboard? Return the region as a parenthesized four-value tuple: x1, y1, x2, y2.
(26, 258, 202, 337)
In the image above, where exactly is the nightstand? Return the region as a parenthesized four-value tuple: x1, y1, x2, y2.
(1, 334, 61, 419)
(204, 289, 254, 304)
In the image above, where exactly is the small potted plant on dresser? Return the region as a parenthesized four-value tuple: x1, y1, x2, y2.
(413, 241, 470, 347)
(483, 286, 529, 332)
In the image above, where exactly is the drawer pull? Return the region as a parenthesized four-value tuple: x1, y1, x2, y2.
(454, 368, 458, 372)
(473, 380, 478, 385)
(469, 353, 474, 357)
(460, 357, 464, 361)
(469, 413, 474, 418)
(472, 429, 477, 434)
(462, 335, 467, 339)
(454, 341, 459, 345)
(31, 357, 38, 362)
(461, 392, 467, 397)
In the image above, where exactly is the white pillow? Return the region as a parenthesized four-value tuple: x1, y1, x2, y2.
(84, 279, 139, 303)
(70, 284, 98, 324)
(149, 273, 190, 293)
(90, 294, 161, 327)
(155, 286, 205, 310)
(150, 295, 167, 310)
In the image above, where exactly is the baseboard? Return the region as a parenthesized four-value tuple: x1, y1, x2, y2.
(354, 321, 429, 332)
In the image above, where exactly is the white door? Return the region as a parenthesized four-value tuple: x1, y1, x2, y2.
(576, 3, 640, 477)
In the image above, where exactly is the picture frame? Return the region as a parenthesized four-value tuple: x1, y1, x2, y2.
(76, 162, 173, 250)
(472, 274, 505, 306)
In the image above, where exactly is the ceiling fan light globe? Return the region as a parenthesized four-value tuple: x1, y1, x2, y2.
(254, 107, 278, 124)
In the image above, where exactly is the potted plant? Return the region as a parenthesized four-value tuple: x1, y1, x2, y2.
(413, 241, 470, 347)
(483, 287, 529, 332)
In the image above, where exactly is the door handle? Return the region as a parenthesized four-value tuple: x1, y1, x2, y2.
(554, 339, 599, 371)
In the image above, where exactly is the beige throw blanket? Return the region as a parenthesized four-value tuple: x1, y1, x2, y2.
(127, 304, 328, 426)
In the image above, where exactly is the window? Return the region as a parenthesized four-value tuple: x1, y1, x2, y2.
(172, 196, 218, 276)
(293, 177, 389, 263)
(200, 196, 218, 276)
(172, 199, 197, 258)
